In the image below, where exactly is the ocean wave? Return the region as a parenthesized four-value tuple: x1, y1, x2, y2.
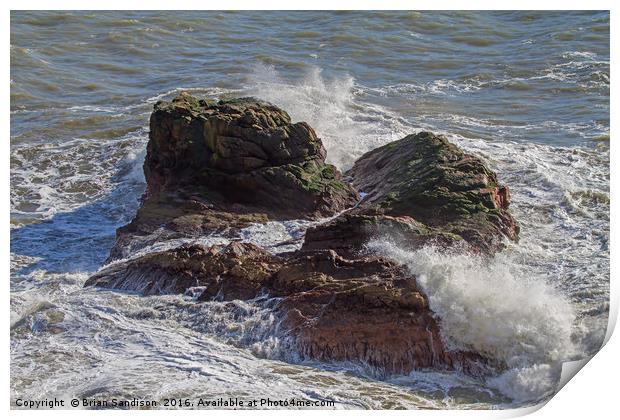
(562, 51, 598, 60)
(423, 113, 609, 141)
(369, 52, 609, 98)
(145, 86, 243, 104)
(10, 130, 147, 223)
(368, 241, 576, 367)
(366, 241, 575, 402)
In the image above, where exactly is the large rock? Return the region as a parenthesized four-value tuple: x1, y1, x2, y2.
(87, 242, 492, 376)
(267, 250, 491, 375)
(145, 93, 358, 217)
(108, 93, 359, 261)
(303, 132, 519, 256)
(301, 213, 462, 259)
(87, 242, 281, 299)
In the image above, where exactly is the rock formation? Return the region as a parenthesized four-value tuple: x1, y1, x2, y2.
(89, 93, 518, 377)
(87, 241, 490, 375)
(109, 93, 358, 261)
(303, 132, 519, 256)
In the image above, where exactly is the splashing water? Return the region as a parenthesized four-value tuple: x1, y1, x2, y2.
(367, 241, 577, 368)
(246, 63, 409, 170)
(366, 240, 580, 401)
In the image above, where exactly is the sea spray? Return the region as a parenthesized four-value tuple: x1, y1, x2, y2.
(367, 240, 576, 366)
(245, 62, 409, 170)
(486, 364, 562, 402)
(366, 239, 578, 401)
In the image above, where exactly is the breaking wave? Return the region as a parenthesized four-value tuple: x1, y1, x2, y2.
(368, 241, 576, 368)
(245, 62, 409, 170)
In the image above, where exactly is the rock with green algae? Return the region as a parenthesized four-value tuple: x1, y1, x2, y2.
(302, 131, 519, 255)
(145, 93, 357, 216)
(107, 93, 359, 261)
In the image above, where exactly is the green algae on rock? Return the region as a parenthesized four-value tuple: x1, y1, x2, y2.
(107, 93, 358, 261)
(145, 92, 358, 218)
(303, 132, 519, 256)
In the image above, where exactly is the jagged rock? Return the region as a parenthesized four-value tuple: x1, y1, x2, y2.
(87, 242, 492, 375)
(267, 250, 491, 375)
(108, 93, 359, 261)
(303, 132, 519, 255)
(87, 242, 282, 299)
(301, 213, 461, 258)
(145, 93, 358, 217)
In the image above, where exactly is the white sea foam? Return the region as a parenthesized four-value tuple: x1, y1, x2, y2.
(367, 241, 576, 366)
(67, 105, 122, 113)
(245, 63, 409, 170)
(562, 51, 598, 60)
(486, 364, 561, 402)
(365, 241, 576, 402)
(10, 131, 147, 223)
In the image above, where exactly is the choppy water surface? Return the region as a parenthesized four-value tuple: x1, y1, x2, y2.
(10, 11, 609, 409)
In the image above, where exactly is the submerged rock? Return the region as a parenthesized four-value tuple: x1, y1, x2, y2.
(90, 94, 518, 377)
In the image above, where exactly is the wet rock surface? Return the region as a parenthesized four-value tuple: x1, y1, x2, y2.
(87, 242, 282, 299)
(108, 93, 358, 261)
(87, 242, 491, 375)
(89, 94, 518, 376)
(144, 94, 358, 218)
(303, 132, 519, 256)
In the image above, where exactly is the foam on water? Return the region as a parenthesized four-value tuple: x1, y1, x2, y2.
(366, 241, 574, 402)
(367, 242, 576, 368)
(10, 130, 147, 224)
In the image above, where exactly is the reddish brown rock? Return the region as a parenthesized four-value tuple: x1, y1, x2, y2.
(87, 242, 282, 298)
(87, 242, 493, 376)
(267, 250, 491, 375)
